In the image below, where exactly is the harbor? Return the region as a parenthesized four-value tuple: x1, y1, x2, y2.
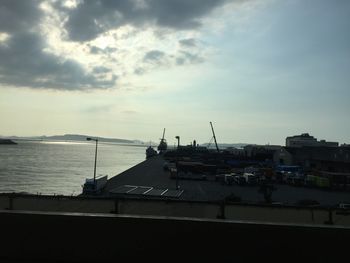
(1, 131, 350, 262)
(85, 129, 350, 208)
(1, 130, 350, 225)
(2, 129, 349, 220)
(2, 1, 350, 261)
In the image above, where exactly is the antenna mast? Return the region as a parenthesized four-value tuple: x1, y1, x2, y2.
(210, 122, 220, 153)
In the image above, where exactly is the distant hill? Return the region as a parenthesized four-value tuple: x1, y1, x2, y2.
(41, 134, 136, 144)
(1, 134, 252, 148)
(0, 139, 17, 145)
(3, 134, 143, 145)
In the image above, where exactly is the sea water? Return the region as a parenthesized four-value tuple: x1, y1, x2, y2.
(0, 141, 146, 195)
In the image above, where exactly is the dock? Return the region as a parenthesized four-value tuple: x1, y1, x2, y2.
(102, 155, 350, 206)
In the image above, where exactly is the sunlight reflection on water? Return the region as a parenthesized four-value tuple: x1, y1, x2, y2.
(0, 141, 146, 196)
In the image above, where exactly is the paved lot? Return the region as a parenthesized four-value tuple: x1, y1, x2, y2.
(103, 155, 350, 205)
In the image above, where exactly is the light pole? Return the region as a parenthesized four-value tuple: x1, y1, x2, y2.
(86, 137, 98, 186)
(175, 136, 180, 149)
(175, 136, 180, 189)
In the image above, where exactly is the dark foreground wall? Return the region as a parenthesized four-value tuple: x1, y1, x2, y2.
(1, 210, 349, 262)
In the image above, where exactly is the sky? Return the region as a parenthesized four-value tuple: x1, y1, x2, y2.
(0, 0, 349, 146)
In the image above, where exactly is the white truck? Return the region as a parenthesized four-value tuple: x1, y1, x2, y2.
(82, 175, 108, 194)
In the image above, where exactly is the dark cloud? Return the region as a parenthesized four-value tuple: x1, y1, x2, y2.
(0, 32, 116, 90)
(0, 0, 42, 33)
(89, 45, 117, 55)
(62, 0, 228, 42)
(92, 66, 111, 74)
(143, 50, 165, 61)
(0, 1, 116, 90)
(139, 50, 168, 72)
(90, 46, 104, 54)
(136, 48, 205, 74)
(134, 67, 146, 75)
(179, 38, 197, 48)
(0, 0, 230, 90)
(176, 50, 204, 65)
(149, 0, 227, 29)
(143, 50, 165, 63)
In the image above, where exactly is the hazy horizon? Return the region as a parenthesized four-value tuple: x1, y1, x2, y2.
(0, 132, 249, 145)
(1, 1, 349, 146)
(1, 131, 345, 148)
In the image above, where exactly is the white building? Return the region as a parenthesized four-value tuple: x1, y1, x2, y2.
(286, 133, 338, 147)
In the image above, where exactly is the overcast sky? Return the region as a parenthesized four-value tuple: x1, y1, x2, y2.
(0, 0, 349, 145)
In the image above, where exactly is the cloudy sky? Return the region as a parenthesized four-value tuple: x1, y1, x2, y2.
(0, 0, 349, 145)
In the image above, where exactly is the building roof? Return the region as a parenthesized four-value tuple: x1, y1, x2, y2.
(284, 146, 350, 163)
(286, 133, 316, 139)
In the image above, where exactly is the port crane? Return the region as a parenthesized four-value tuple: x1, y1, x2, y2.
(157, 128, 167, 153)
(209, 122, 220, 153)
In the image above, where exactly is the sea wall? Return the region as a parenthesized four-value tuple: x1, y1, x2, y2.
(1, 210, 349, 262)
(1, 193, 350, 226)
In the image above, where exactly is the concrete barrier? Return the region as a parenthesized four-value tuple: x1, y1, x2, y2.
(1, 210, 349, 262)
(1, 194, 350, 226)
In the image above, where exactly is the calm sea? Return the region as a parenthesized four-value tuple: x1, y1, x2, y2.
(0, 141, 146, 195)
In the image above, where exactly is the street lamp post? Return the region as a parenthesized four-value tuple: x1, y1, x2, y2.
(175, 136, 180, 190)
(86, 137, 98, 187)
(175, 136, 180, 149)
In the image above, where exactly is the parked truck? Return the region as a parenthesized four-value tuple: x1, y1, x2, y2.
(82, 175, 108, 194)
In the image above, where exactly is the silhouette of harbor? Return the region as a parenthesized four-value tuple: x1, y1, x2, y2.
(1, 131, 350, 262)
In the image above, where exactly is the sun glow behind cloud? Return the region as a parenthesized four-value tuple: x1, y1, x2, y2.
(0, 32, 10, 43)
(37, 0, 216, 92)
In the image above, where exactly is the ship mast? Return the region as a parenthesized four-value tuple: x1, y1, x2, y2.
(210, 122, 220, 153)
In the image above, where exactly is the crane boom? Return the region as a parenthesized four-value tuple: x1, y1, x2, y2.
(158, 128, 167, 152)
(210, 122, 220, 153)
(162, 128, 166, 140)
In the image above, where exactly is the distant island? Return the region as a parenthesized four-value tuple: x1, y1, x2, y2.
(2, 134, 143, 145)
(0, 134, 249, 148)
(39, 134, 138, 144)
(0, 139, 17, 145)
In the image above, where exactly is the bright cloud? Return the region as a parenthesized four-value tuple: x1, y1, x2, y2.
(0, 0, 241, 91)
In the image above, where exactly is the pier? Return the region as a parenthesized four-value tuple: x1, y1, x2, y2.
(102, 155, 350, 206)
